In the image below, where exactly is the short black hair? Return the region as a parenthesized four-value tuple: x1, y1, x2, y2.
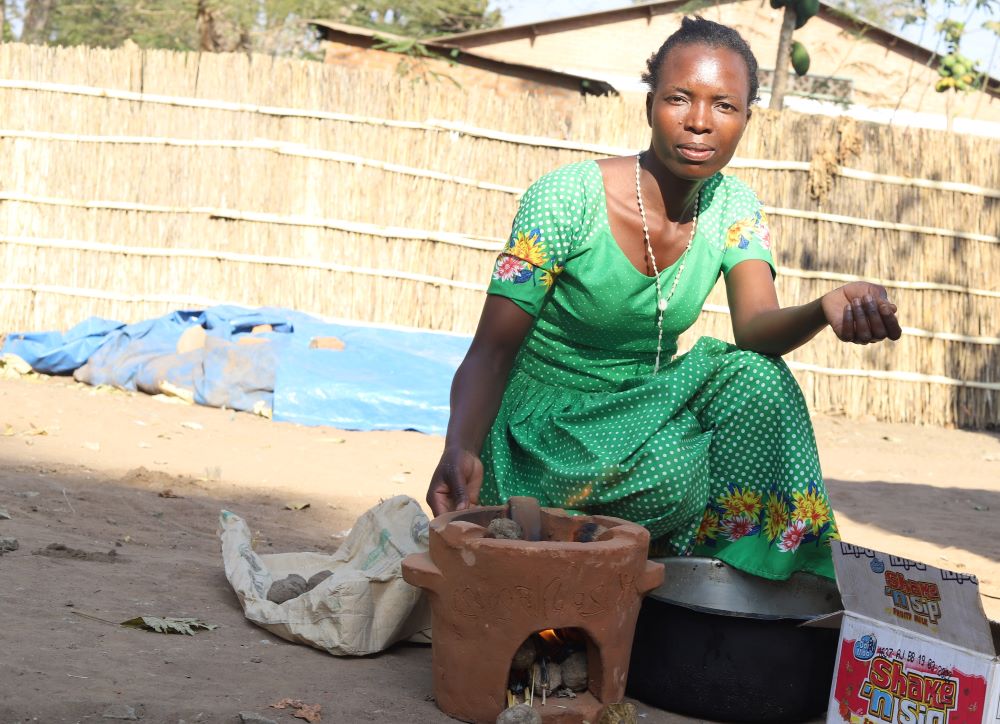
(641, 16, 760, 105)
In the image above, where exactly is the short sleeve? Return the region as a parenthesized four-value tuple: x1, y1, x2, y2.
(720, 195, 776, 279)
(486, 165, 586, 317)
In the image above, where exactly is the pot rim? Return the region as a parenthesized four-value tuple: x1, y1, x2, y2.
(646, 556, 842, 621)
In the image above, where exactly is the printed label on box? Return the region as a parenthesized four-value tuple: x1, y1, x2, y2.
(832, 543, 994, 655)
(830, 619, 991, 723)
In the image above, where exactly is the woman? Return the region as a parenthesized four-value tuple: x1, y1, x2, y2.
(425, 17, 900, 580)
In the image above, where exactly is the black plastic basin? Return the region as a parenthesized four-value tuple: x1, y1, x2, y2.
(626, 557, 842, 722)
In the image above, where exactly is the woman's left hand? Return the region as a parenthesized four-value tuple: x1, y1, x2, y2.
(821, 282, 902, 345)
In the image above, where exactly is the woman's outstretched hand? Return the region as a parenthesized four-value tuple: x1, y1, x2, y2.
(427, 447, 484, 517)
(821, 282, 902, 344)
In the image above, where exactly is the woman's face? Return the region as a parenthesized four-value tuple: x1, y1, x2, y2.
(646, 43, 752, 181)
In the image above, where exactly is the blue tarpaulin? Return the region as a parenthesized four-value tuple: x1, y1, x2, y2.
(1, 306, 470, 435)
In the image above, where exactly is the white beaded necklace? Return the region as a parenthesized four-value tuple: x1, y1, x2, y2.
(635, 153, 701, 374)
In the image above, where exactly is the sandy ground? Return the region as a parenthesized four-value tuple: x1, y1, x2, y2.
(1, 373, 998, 724)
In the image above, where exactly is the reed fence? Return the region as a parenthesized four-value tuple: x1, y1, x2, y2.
(0, 43, 997, 428)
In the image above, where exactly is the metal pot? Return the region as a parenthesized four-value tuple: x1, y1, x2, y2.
(626, 557, 842, 722)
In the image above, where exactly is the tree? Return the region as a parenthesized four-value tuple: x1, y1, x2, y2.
(984, 20, 1000, 91)
(769, 0, 999, 110)
(46, 2, 156, 49)
(768, 0, 818, 110)
(22, 0, 56, 43)
(933, 19, 982, 93)
(826, 0, 906, 27)
(7, 0, 502, 53)
(345, 0, 501, 37)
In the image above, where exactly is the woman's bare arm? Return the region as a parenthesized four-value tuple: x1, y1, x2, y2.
(725, 260, 901, 356)
(426, 295, 536, 515)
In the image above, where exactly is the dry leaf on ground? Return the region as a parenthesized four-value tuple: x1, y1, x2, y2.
(284, 502, 310, 511)
(120, 616, 218, 635)
(270, 699, 322, 723)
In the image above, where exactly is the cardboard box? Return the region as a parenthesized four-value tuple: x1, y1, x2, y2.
(821, 542, 1000, 724)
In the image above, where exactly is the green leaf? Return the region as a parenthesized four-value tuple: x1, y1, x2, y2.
(936, 19, 965, 45)
(28, 0, 503, 54)
(121, 616, 218, 635)
(372, 34, 415, 53)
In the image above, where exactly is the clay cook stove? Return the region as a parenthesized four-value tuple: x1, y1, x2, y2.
(402, 498, 664, 723)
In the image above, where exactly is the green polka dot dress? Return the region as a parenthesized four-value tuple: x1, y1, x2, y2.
(480, 160, 838, 581)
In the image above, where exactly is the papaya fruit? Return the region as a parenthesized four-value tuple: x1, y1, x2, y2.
(794, 0, 819, 28)
(790, 41, 810, 76)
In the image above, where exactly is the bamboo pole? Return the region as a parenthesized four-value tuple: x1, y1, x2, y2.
(0, 234, 487, 290)
(0, 194, 505, 250)
(762, 205, 1000, 245)
(7, 234, 996, 345)
(3, 282, 995, 391)
(2, 191, 994, 248)
(0, 88, 996, 196)
(699, 304, 1000, 345)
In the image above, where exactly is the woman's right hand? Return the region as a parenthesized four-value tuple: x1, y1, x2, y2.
(426, 447, 485, 517)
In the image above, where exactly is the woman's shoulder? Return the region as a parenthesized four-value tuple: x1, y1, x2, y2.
(525, 160, 602, 198)
(713, 172, 763, 206)
(705, 172, 764, 222)
(517, 161, 603, 230)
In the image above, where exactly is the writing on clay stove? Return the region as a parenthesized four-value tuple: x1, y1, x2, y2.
(450, 568, 638, 621)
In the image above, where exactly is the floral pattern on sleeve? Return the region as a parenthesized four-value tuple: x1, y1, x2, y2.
(491, 227, 564, 289)
(725, 208, 771, 251)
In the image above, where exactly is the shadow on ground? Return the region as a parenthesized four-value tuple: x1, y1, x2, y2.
(0, 461, 691, 724)
(0, 461, 449, 724)
(827, 478, 1000, 565)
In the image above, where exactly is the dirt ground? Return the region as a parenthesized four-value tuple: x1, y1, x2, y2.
(1, 374, 998, 724)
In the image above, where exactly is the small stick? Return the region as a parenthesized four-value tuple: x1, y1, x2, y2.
(530, 667, 535, 707)
(70, 610, 118, 626)
(62, 488, 76, 514)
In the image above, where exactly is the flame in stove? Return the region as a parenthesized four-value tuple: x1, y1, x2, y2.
(538, 629, 562, 645)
